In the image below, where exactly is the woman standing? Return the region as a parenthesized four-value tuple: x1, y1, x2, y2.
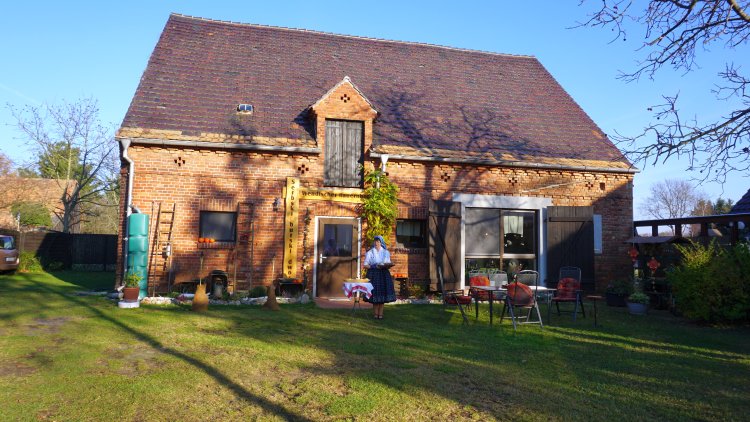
(363, 235, 396, 319)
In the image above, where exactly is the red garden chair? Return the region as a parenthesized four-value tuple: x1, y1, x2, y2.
(551, 266, 585, 321)
(501, 270, 543, 330)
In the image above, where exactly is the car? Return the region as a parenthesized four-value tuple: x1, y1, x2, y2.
(0, 235, 19, 272)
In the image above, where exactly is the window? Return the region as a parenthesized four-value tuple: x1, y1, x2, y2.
(465, 208, 537, 273)
(324, 119, 363, 187)
(199, 211, 237, 242)
(593, 214, 602, 254)
(395, 219, 427, 248)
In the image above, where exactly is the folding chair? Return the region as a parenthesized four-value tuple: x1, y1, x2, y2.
(550, 266, 585, 321)
(501, 270, 543, 330)
(438, 267, 471, 325)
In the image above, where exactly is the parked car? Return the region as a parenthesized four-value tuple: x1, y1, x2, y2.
(0, 235, 19, 272)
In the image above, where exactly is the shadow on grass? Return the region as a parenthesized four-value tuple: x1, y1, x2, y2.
(18, 272, 313, 422)
(4, 271, 750, 420)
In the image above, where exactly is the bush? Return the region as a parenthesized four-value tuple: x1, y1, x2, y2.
(248, 286, 268, 298)
(627, 292, 650, 304)
(606, 279, 634, 296)
(18, 252, 43, 273)
(669, 240, 750, 323)
(408, 284, 425, 299)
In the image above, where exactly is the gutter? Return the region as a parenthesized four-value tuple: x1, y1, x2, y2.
(119, 139, 141, 283)
(121, 137, 321, 154)
(369, 152, 639, 174)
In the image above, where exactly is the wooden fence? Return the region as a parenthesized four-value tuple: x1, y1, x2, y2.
(0, 229, 117, 271)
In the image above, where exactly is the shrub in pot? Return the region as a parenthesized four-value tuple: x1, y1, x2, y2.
(606, 279, 633, 307)
(122, 271, 142, 302)
(627, 292, 650, 315)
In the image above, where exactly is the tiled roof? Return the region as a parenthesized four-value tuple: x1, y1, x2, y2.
(120, 14, 632, 169)
(730, 189, 750, 214)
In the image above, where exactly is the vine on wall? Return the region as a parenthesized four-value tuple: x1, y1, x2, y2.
(361, 169, 399, 245)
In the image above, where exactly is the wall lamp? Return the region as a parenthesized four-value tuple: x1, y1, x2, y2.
(380, 154, 389, 172)
(272, 197, 281, 212)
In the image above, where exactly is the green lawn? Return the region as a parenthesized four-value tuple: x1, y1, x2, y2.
(1, 271, 748, 421)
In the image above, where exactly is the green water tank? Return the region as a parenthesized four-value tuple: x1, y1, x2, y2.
(128, 213, 150, 299)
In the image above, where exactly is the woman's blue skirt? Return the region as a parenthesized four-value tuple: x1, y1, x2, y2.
(365, 268, 396, 304)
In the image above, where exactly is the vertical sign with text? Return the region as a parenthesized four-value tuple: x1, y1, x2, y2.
(283, 177, 300, 278)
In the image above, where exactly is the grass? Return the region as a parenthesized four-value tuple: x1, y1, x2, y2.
(1, 271, 749, 421)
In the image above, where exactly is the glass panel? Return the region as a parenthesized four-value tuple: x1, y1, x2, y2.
(322, 224, 353, 257)
(396, 220, 426, 248)
(0, 236, 14, 250)
(502, 258, 537, 280)
(466, 208, 500, 256)
(199, 211, 237, 242)
(502, 211, 535, 254)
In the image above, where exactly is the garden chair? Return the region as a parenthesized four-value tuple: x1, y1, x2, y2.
(550, 266, 585, 321)
(469, 273, 492, 320)
(501, 270, 543, 330)
(438, 267, 471, 325)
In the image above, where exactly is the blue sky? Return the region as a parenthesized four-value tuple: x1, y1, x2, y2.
(1, 1, 747, 218)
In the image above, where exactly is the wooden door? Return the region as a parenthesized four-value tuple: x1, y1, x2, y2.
(315, 218, 359, 297)
(429, 199, 462, 291)
(546, 206, 594, 290)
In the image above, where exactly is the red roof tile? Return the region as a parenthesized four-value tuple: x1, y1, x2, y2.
(121, 14, 631, 168)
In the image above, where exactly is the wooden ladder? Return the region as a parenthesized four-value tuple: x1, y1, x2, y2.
(148, 201, 177, 295)
(233, 202, 255, 292)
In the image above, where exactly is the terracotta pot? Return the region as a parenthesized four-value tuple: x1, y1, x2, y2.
(192, 283, 209, 312)
(122, 287, 140, 302)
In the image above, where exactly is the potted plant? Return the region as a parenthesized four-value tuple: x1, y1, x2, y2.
(122, 271, 142, 302)
(627, 292, 650, 315)
(605, 279, 632, 307)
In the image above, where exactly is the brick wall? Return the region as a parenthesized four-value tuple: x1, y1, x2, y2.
(116, 143, 633, 292)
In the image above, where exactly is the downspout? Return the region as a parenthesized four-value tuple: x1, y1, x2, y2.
(120, 139, 141, 283)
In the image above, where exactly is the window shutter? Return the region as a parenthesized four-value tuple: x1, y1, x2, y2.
(325, 120, 363, 187)
(343, 121, 363, 187)
(324, 120, 343, 186)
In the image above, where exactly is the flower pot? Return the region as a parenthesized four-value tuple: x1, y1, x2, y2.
(627, 301, 648, 315)
(192, 283, 209, 312)
(605, 292, 627, 307)
(122, 287, 140, 302)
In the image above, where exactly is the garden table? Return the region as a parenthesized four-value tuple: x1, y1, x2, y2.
(343, 279, 373, 315)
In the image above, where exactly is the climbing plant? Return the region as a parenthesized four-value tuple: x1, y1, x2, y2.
(362, 168, 399, 245)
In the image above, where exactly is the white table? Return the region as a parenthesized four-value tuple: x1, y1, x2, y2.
(343, 280, 372, 314)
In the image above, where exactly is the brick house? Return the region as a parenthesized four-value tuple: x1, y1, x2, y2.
(116, 14, 636, 296)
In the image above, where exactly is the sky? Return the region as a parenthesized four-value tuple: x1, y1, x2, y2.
(1, 1, 747, 220)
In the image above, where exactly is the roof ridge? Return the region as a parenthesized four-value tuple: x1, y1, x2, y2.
(169, 13, 536, 60)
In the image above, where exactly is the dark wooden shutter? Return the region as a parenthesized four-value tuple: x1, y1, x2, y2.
(325, 120, 363, 187)
(429, 199, 462, 291)
(343, 121, 363, 187)
(546, 206, 595, 290)
(324, 120, 343, 186)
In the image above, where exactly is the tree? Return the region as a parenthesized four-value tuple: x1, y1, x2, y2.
(579, 1, 750, 184)
(9, 98, 117, 233)
(10, 201, 52, 227)
(691, 197, 736, 215)
(642, 179, 701, 220)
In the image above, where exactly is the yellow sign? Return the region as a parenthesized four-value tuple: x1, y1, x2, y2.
(299, 187, 365, 204)
(283, 177, 300, 278)
(282, 178, 365, 278)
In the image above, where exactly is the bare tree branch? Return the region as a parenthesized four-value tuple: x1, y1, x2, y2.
(579, 0, 750, 184)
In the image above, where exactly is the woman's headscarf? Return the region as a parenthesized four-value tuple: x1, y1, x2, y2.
(373, 235, 387, 250)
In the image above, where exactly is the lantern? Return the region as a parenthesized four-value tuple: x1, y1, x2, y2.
(628, 246, 639, 263)
(647, 257, 660, 273)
